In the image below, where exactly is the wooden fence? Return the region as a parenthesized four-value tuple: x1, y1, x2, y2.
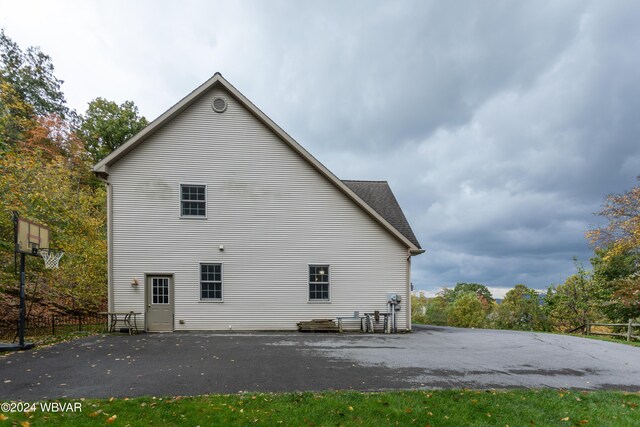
(582, 319, 640, 342)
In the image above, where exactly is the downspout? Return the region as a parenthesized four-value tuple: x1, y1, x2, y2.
(406, 249, 412, 332)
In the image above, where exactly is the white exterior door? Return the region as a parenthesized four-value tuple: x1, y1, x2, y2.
(146, 276, 174, 332)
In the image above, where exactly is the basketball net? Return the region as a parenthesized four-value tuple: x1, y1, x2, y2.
(39, 249, 64, 269)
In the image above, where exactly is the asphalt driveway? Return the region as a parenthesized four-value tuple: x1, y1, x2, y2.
(1, 325, 639, 400)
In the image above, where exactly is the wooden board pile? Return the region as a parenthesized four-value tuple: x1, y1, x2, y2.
(297, 319, 339, 332)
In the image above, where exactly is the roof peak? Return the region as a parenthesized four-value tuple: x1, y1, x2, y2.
(94, 73, 421, 253)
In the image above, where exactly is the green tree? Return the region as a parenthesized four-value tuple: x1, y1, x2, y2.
(411, 293, 449, 326)
(411, 292, 429, 323)
(423, 296, 449, 326)
(0, 29, 68, 147)
(496, 284, 549, 331)
(590, 249, 640, 322)
(441, 282, 495, 304)
(447, 292, 487, 328)
(545, 260, 598, 331)
(78, 97, 148, 163)
(0, 80, 35, 151)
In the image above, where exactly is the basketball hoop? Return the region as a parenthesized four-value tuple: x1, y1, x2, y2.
(38, 248, 64, 269)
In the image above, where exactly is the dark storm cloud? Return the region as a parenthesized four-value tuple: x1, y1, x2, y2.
(242, 1, 588, 153)
(234, 0, 640, 294)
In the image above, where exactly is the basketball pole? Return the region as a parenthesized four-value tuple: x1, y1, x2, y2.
(13, 211, 31, 350)
(19, 251, 26, 348)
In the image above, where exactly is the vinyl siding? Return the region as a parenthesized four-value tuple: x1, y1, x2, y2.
(109, 86, 410, 331)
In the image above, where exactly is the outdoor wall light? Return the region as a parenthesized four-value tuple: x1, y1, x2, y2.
(219, 244, 224, 251)
(131, 278, 139, 286)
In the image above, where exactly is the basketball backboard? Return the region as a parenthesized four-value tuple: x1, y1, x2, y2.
(16, 217, 49, 254)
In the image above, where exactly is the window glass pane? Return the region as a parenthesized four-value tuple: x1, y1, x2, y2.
(309, 266, 329, 300)
(201, 264, 222, 300)
(152, 278, 169, 304)
(181, 185, 206, 216)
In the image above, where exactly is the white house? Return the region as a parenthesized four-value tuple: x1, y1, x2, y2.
(93, 73, 423, 332)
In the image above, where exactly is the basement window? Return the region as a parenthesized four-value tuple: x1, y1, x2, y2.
(309, 265, 330, 301)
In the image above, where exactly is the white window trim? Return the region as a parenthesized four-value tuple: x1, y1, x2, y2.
(307, 263, 331, 303)
(179, 183, 208, 219)
(199, 262, 223, 302)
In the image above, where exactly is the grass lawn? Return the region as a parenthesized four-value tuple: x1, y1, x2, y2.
(1, 389, 638, 426)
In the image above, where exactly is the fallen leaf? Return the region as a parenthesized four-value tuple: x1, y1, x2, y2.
(89, 410, 103, 417)
(561, 417, 570, 421)
(348, 406, 354, 411)
(580, 421, 589, 425)
(0, 414, 8, 421)
(20, 422, 30, 427)
(106, 415, 117, 423)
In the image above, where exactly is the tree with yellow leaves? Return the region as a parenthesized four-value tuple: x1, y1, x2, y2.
(587, 181, 640, 258)
(0, 117, 107, 314)
(587, 181, 640, 321)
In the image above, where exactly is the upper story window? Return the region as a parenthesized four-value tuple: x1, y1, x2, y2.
(181, 184, 206, 217)
(309, 265, 330, 301)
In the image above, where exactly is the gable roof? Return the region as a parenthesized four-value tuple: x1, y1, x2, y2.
(94, 73, 424, 255)
(342, 180, 421, 249)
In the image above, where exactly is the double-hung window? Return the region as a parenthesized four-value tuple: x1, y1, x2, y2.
(201, 263, 222, 301)
(181, 184, 206, 217)
(309, 265, 330, 301)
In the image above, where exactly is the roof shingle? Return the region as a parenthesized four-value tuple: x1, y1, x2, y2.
(342, 180, 421, 249)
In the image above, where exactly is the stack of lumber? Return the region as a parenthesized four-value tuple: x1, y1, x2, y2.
(297, 319, 339, 332)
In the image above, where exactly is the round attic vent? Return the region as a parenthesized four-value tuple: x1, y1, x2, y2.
(212, 97, 227, 113)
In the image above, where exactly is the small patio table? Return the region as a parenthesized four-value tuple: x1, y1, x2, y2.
(99, 311, 141, 335)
